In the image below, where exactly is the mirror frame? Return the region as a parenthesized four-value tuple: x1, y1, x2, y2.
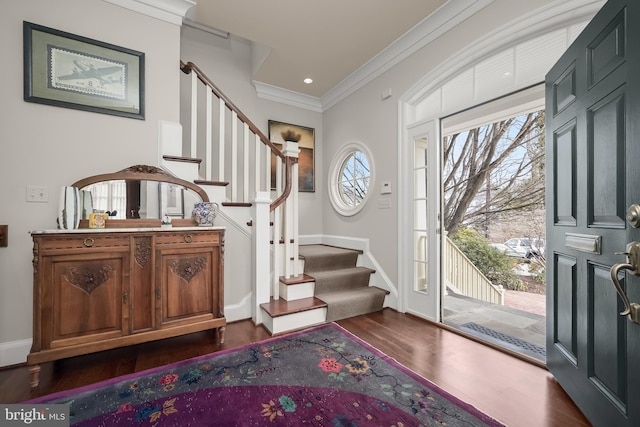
(73, 164, 209, 228)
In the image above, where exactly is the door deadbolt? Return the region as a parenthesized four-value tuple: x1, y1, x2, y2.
(626, 204, 640, 228)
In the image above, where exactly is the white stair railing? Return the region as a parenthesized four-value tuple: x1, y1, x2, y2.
(180, 61, 301, 323)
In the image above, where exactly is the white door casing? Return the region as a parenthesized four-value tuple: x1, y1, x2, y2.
(398, 1, 600, 322)
(399, 119, 441, 321)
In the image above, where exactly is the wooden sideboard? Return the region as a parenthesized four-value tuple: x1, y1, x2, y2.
(27, 227, 226, 388)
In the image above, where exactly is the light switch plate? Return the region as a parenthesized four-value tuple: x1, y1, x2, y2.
(26, 185, 48, 203)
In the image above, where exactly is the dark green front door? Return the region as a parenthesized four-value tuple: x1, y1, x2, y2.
(545, 0, 640, 425)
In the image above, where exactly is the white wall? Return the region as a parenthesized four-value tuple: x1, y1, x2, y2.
(0, 0, 181, 366)
(180, 27, 324, 237)
(321, 0, 590, 301)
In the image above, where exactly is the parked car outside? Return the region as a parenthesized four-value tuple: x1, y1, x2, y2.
(489, 242, 524, 258)
(491, 238, 545, 260)
(506, 238, 533, 257)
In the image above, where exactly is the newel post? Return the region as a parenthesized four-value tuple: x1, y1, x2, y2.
(282, 140, 300, 278)
(251, 191, 271, 324)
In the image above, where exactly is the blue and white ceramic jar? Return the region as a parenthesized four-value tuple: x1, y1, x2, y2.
(192, 202, 219, 226)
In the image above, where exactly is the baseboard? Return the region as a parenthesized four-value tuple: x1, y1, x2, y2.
(224, 294, 253, 322)
(0, 338, 31, 368)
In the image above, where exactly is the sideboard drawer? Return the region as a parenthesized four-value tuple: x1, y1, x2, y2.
(155, 231, 221, 246)
(36, 234, 130, 251)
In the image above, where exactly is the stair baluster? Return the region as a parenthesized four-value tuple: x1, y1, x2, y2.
(179, 61, 301, 324)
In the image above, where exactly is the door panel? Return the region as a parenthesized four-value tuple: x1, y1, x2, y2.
(587, 10, 625, 87)
(546, 0, 640, 425)
(588, 86, 626, 227)
(553, 120, 577, 225)
(589, 263, 626, 408)
(406, 120, 440, 321)
(554, 254, 577, 363)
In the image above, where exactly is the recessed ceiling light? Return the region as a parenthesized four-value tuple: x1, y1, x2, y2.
(304, 78, 313, 84)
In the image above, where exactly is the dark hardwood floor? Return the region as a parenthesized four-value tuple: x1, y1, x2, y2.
(0, 309, 590, 426)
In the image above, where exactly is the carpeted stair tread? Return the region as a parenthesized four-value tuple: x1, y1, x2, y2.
(317, 287, 389, 322)
(299, 244, 362, 272)
(268, 244, 388, 324)
(310, 267, 375, 294)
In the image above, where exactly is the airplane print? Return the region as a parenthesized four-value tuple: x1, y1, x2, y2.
(50, 47, 126, 100)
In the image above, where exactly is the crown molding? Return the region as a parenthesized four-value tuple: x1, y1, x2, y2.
(319, 0, 494, 111)
(103, 0, 195, 25)
(252, 81, 323, 113)
(252, 0, 493, 112)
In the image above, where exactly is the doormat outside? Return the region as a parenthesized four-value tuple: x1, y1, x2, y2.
(461, 321, 546, 361)
(26, 323, 505, 426)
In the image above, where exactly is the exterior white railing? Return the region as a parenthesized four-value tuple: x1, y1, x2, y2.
(444, 237, 505, 305)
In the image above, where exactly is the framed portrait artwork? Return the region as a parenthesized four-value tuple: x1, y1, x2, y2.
(23, 21, 145, 119)
(268, 120, 315, 192)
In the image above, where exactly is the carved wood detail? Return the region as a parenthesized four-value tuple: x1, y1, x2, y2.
(32, 241, 39, 274)
(221, 234, 225, 266)
(64, 265, 113, 294)
(135, 237, 152, 267)
(168, 257, 206, 283)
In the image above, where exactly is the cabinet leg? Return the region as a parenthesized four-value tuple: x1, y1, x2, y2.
(28, 365, 41, 388)
(218, 326, 226, 344)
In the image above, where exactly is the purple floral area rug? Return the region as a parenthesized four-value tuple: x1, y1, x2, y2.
(27, 323, 504, 426)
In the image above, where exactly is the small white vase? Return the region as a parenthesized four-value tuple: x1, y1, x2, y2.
(58, 186, 81, 229)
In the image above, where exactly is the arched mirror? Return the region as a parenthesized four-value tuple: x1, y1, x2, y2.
(72, 165, 208, 227)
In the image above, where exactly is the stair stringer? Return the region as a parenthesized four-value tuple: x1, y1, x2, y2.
(158, 124, 257, 323)
(199, 184, 253, 235)
(205, 208, 254, 322)
(298, 234, 398, 311)
(159, 121, 201, 182)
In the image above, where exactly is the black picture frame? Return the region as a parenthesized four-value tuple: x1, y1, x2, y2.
(23, 21, 145, 119)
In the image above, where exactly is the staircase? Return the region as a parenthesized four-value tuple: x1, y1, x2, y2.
(169, 61, 389, 335)
(260, 244, 389, 334)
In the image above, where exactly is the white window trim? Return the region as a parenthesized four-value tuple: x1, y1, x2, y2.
(328, 141, 375, 216)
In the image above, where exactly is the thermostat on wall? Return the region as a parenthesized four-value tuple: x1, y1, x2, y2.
(381, 181, 392, 194)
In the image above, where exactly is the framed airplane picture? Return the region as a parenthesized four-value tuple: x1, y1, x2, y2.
(23, 21, 145, 119)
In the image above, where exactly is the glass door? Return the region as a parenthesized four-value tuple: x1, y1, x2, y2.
(405, 120, 441, 321)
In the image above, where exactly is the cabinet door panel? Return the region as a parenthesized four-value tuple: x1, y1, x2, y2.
(48, 256, 127, 347)
(158, 248, 218, 325)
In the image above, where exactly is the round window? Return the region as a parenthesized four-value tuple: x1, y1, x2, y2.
(328, 142, 374, 216)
